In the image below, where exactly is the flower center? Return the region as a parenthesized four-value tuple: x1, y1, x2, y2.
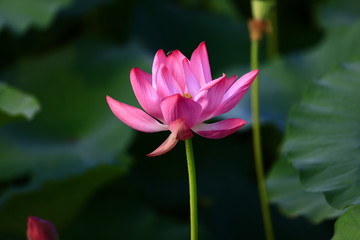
(183, 93, 192, 99)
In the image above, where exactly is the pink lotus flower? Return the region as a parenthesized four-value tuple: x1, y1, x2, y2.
(107, 42, 258, 156)
(27, 216, 59, 240)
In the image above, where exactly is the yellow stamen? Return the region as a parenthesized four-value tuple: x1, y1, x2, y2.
(183, 93, 192, 99)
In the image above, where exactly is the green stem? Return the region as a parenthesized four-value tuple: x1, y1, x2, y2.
(267, 0, 279, 59)
(251, 39, 275, 240)
(185, 138, 198, 240)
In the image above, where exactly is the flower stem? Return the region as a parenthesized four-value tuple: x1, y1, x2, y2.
(267, 0, 279, 59)
(251, 39, 275, 240)
(185, 138, 198, 240)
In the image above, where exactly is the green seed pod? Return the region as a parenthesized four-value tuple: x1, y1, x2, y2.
(251, 0, 274, 20)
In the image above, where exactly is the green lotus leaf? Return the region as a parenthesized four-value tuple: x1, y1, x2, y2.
(0, 82, 40, 124)
(282, 62, 360, 209)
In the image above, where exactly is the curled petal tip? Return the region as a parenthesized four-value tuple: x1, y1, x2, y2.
(146, 133, 179, 157)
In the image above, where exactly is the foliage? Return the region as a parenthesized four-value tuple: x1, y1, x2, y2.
(332, 206, 360, 240)
(0, 82, 40, 124)
(282, 63, 360, 208)
(0, 0, 73, 33)
(267, 157, 342, 224)
(266, 18, 360, 223)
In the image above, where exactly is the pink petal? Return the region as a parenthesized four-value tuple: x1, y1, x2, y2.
(192, 118, 247, 139)
(190, 42, 212, 86)
(168, 49, 187, 62)
(155, 64, 183, 98)
(196, 73, 226, 92)
(182, 58, 201, 96)
(146, 132, 179, 157)
(106, 96, 167, 133)
(165, 50, 186, 92)
(224, 70, 258, 99)
(130, 68, 163, 121)
(168, 118, 194, 140)
(161, 94, 202, 128)
(152, 49, 167, 87)
(194, 74, 227, 121)
(214, 70, 258, 116)
(225, 75, 237, 90)
(27, 216, 59, 240)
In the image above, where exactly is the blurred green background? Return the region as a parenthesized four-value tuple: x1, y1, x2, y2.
(1, 0, 360, 239)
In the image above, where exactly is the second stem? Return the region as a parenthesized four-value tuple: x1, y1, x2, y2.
(251, 39, 274, 240)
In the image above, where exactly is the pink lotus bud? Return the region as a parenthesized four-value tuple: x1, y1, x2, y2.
(27, 216, 59, 240)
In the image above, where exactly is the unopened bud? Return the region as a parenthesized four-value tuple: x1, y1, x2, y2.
(27, 216, 59, 240)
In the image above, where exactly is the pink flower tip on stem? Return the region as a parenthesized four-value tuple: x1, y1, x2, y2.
(27, 216, 59, 240)
(106, 41, 258, 156)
